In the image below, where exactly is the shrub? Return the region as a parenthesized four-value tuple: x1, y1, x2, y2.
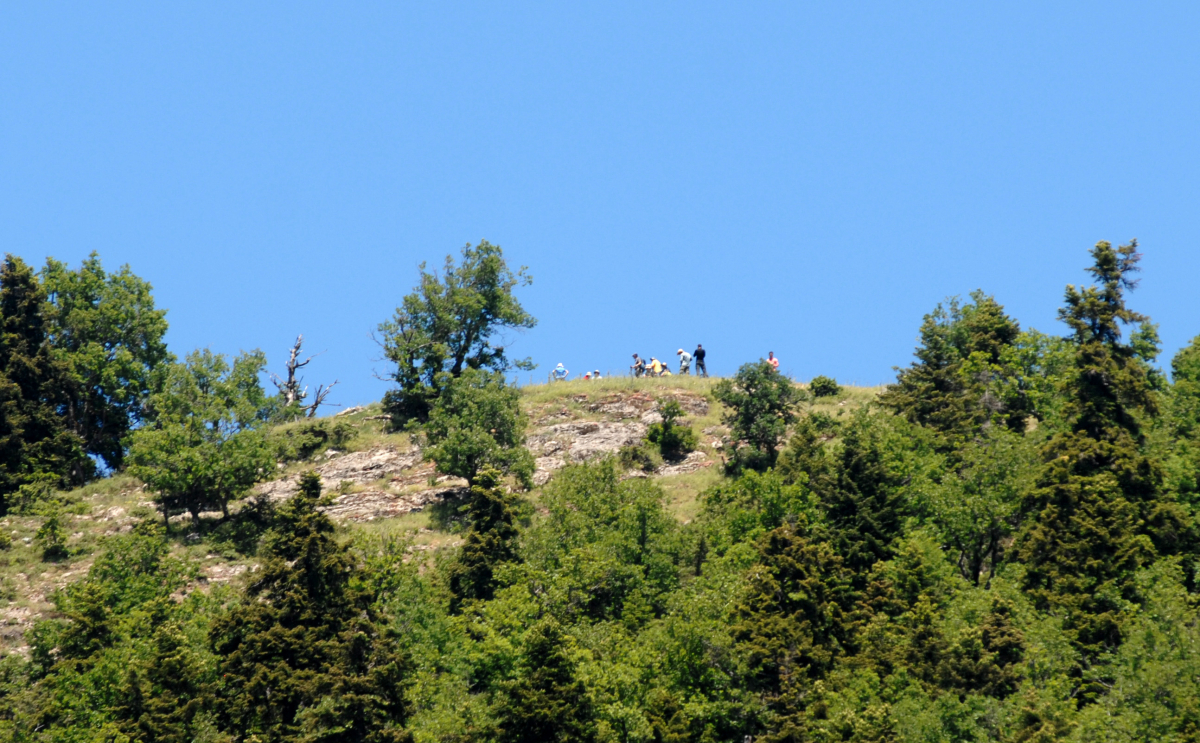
(618, 443, 662, 473)
(268, 418, 356, 463)
(809, 375, 842, 398)
(36, 503, 69, 561)
(647, 399, 698, 461)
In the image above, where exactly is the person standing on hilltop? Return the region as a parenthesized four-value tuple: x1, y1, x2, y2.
(694, 344, 707, 377)
(632, 354, 646, 377)
(768, 351, 779, 371)
(677, 348, 692, 375)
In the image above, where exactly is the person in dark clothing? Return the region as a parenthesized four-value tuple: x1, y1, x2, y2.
(632, 353, 647, 377)
(693, 344, 707, 378)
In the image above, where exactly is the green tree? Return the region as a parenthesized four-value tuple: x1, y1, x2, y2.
(116, 622, 208, 743)
(127, 349, 275, 526)
(713, 360, 804, 472)
(41, 252, 171, 470)
(733, 521, 856, 741)
(1166, 335, 1200, 506)
(448, 469, 522, 612)
(646, 398, 698, 461)
(210, 472, 412, 743)
(880, 291, 1025, 447)
(820, 410, 935, 580)
(378, 241, 536, 424)
(928, 428, 1036, 585)
(0, 254, 90, 499)
(424, 368, 534, 488)
(1018, 240, 1179, 664)
(493, 618, 596, 743)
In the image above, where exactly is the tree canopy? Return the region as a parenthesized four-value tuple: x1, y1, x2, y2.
(378, 241, 535, 424)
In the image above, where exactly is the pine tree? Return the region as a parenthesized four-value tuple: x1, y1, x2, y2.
(820, 411, 913, 580)
(733, 521, 856, 741)
(0, 254, 90, 500)
(117, 623, 207, 743)
(210, 472, 412, 742)
(1018, 240, 1180, 663)
(493, 618, 596, 743)
(941, 596, 1025, 699)
(880, 291, 1025, 448)
(447, 469, 521, 613)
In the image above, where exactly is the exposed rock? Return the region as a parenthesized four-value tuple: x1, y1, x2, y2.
(256, 445, 423, 502)
(321, 486, 466, 523)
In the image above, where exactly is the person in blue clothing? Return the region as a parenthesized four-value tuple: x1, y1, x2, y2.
(551, 363, 569, 382)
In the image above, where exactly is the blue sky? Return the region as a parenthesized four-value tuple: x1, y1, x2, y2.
(3, 3, 1198, 406)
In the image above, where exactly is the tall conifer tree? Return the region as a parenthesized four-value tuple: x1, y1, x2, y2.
(0, 254, 89, 498)
(210, 472, 412, 742)
(1018, 241, 1180, 663)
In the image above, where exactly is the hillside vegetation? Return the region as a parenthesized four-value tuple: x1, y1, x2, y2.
(1, 240, 1200, 742)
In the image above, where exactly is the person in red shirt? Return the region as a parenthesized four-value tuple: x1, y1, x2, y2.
(768, 351, 779, 370)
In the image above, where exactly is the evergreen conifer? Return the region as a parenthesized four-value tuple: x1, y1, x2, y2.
(1018, 240, 1180, 662)
(493, 618, 596, 743)
(880, 291, 1025, 448)
(447, 469, 521, 612)
(0, 255, 90, 499)
(210, 472, 412, 742)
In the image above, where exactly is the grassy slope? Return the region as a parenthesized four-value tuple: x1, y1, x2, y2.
(0, 377, 882, 650)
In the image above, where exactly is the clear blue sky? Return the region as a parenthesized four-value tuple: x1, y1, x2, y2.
(3, 3, 1199, 406)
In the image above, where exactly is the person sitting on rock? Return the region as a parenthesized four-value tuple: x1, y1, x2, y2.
(592, 370, 602, 380)
(649, 357, 664, 376)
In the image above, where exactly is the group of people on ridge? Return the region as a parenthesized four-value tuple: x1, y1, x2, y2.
(551, 363, 601, 382)
(632, 344, 707, 378)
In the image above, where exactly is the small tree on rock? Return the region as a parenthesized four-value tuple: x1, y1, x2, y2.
(128, 349, 275, 527)
(713, 360, 803, 473)
(378, 241, 535, 425)
(646, 398, 698, 461)
(424, 369, 534, 488)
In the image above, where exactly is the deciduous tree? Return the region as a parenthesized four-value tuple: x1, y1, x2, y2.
(128, 349, 275, 526)
(41, 252, 170, 470)
(378, 241, 535, 424)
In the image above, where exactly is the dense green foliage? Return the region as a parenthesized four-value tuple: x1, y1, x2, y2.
(4, 239, 1200, 742)
(423, 369, 534, 488)
(41, 253, 170, 471)
(807, 375, 842, 398)
(646, 399, 698, 461)
(0, 255, 91, 500)
(0, 252, 169, 501)
(714, 360, 804, 473)
(378, 241, 536, 425)
(127, 349, 276, 525)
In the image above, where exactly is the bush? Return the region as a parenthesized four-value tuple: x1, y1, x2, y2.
(647, 399, 698, 461)
(713, 361, 803, 472)
(268, 418, 356, 463)
(619, 443, 662, 473)
(36, 503, 69, 561)
(809, 375, 842, 398)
